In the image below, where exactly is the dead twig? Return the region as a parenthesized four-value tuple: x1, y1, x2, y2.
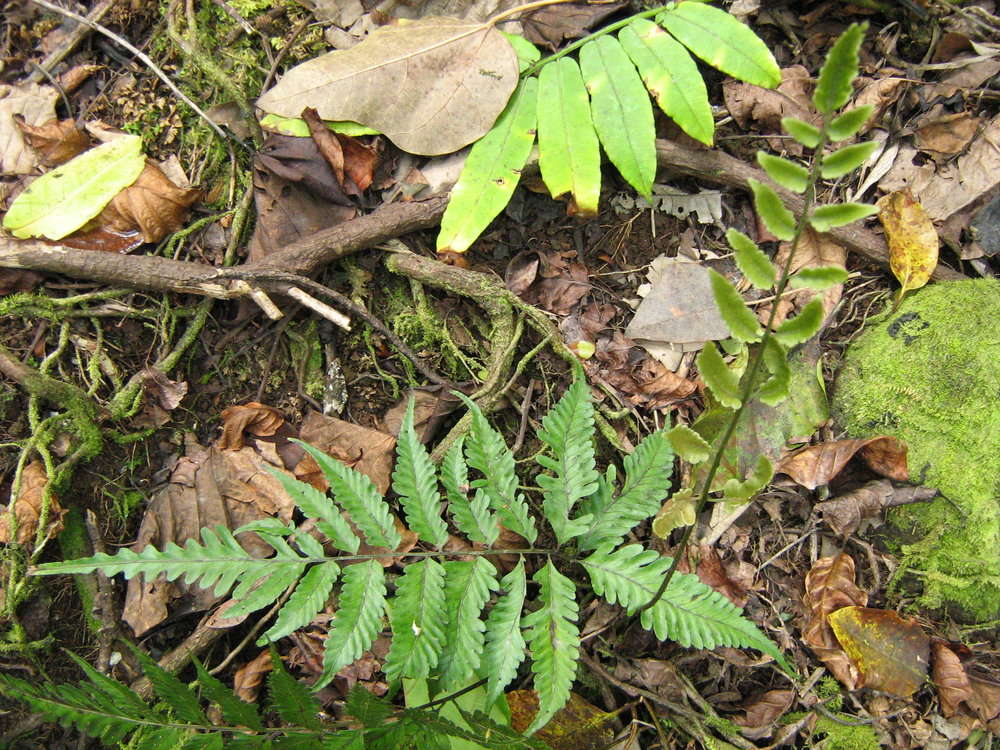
(27, 0, 119, 83)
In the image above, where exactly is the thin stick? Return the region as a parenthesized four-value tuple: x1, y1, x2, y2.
(28, 0, 235, 146)
(287, 287, 352, 331)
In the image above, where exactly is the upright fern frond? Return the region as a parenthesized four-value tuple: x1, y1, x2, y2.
(578, 429, 674, 551)
(298, 441, 402, 549)
(458, 394, 537, 544)
(581, 545, 792, 673)
(259, 560, 340, 645)
(441, 439, 499, 545)
(267, 466, 359, 554)
(482, 557, 528, 706)
(392, 399, 449, 547)
(536, 378, 599, 544)
(522, 560, 580, 735)
(437, 557, 498, 689)
(385, 557, 447, 680)
(319, 559, 387, 688)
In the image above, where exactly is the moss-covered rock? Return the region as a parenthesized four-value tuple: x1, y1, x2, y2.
(831, 279, 1000, 621)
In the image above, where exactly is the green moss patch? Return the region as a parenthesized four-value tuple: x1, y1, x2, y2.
(831, 279, 1000, 621)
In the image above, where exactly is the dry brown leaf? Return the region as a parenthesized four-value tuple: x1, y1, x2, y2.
(776, 436, 908, 490)
(0, 460, 65, 544)
(766, 226, 846, 327)
(802, 553, 867, 690)
(219, 402, 287, 451)
(850, 75, 906, 133)
(521, 1, 628, 50)
(0, 82, 58, 174)
(56, 227, 144, 253)
(828, 606, 930, 696)
(933, 641, 974, 718)
(733, 689, 795, 739)
(878, 189, 939, 300)
(58, 64, 102, 95)
(815, 479, 937, 537)
(140, 368, 188, 411)
(723, 66, 818, 154)
(94, 161, 201, 243)
(685, 545, 747, 607)
(915, 111, 980, 159)
(0, 268, 42, 295)
(967, 675, 1000, 722)
(13, 115, 90, 167)
(233, 649, 272, 704)
(506, 249, 591, 315)
(507, 690, 616, 750)
(295, 410, 396, 495)
(381, 387, 463, 443)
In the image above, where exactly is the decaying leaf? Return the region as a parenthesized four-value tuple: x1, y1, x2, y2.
(0, 82, 58, 174)
(507, 690, 616, 750)
(776, 435, 908, 490)
(94, 161, 201, 243)
(140, 368, 188, 411)
(733, 689, 794, 739)
(220, 402, 287, 451)
(828, 606, 929, 697)
(521, 1, 628, 50)
(233, 649, 273, 704)
(765, 226, 846, 327)
(625, 259, 729, 347)
(14, 115, 90, 167)
(723, 65, 818, 154)
(802, 553, 867, 690)
(257, 17, 519, 156)
(505, 249, 591, 316)
(816, 479, 938, 537)
(295, 410, 396, 495)
(878, 189, 939, 302)
(933, 641, 974, 718)
(915, 111, 980, 159)
(0, 461, 65, 545)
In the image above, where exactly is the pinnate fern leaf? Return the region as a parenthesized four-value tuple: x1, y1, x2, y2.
(441, 439, 499, 545)
(267, 466, 359, 553)
(393, 399, 448, 547)
(482, 557, 528, 706)
(385, 558, 447, 680)
(578, 429, 674, 551)
(319, 560, 387, 688)
(537, 378, 599, 544)
(259, 561, 340, 645)
(130, 644, 206, 725)
(297, 441, 401, 549)
(522, 560, 579, 735)
(268, 649, 324, 731)
(193, 656, 263, 732)
(581, 545, 791, 672)
(437, 557, 497, 690)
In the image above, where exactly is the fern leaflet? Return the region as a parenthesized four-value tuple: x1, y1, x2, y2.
(536, 378, 599, 544)
(581, 545, 792, 672)
(578, 429, 674, 551)
(297, 441, 401, 549)
(482, 557, 527, 706)
(392, 399, 449, 547)
(385, 558, 447, 680)
(437, 556, 497, 690)
(522, 559, 579, 735)
(267, 649, 324, 731)
(320, 560, 387, 688)
(129, 644, 207, 725)
(441, 438, 499, 545)
(260, 561, 340, 645)
(267, 466, 359, 553)
(193, 656, 264, 732)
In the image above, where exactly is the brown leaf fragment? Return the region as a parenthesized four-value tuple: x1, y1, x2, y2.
(295, 410, 395, 495)
(967, 675, 1000, 722)
(776, 436, 908, 490)
(723, 66, 818, 154)
(802, 554, 867, 690)
(302, 106, 346, 187)
(54, 227, 144, 253)
(916, 111, 980, 159)
(220, 402, 287, 451)
(734, 689, 794, 739)
(0, 82, 58, 174)
(521, 1, 628, 50)
(690, 545, 747, 607)
(0, 461, 65, 544)
(932, 641, 973, 718)
(381, 387, 463, 443)
(878, 189, 939, 299)
(765, 226, 846, 327)
(0, 268, 42, 295)
(507, 690, 616, 750)
(508, 250, 590, 315)
(140, 368, 188, 411)
(233, 649, 272, 703)
(57, 64, 102, 95)
(93, 161, 201, 243)
(13, 115, 90, 166)
(828, 606, 930, 697)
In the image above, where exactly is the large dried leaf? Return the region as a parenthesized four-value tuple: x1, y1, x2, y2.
(776, 436, 908, 490)
(933, 641, 974, 718)
(0, 461, 65, 545)
(828, 606, 930, 697)
(257, 17, 519, 156)
(295, 410, 396, 495)
(2, 135, 145, 240)
(801, 553, 867, 690)
(815, 479, 938, 537)
(733, 689, 794, 739)
(0, 82, 58, 174)
(14, 115, 90, 167)
(877, 189, 939, 299)
(94, 161, 201, 243)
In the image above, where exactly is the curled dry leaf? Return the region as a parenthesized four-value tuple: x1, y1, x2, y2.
(0, 460, 65, 544)
(733, 689, 795, 739)
(828, 606, 930, 697)
(94, 161, 201, 243)
(140, 368, 188, 411)
(877, 189, 939, 301)
(301, 107, 379, 194)
(233, 649, 273, 704)
(933, 641, 973, 718)
(219, 402, 287, 451)
(802, 553, 867, 690)
(14, 115, 90, 166)
(0, 82, 58, 174)
(816, 479, 938, 537)
(776, 435, 908, 490)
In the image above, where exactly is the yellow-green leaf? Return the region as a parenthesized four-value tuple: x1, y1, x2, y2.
(727, 228, 776, 290)
(709, 269, 762, 343)
(3, 135, 145, 240)
(652, 489, 696, 538)
(876, 190, 939, 301)
(667, 425, 711, 463)
(697, 342, 741, 409)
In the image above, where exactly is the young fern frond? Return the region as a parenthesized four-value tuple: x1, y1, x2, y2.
(319, 559, 387, 687)
(393, 399, 449, 547)
(482, 558, 528, 706)
(385, 557, 447, 680)
(437, 557, 497, 690)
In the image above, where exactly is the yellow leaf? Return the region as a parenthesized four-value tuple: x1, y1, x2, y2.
(876, 190, 938, 305)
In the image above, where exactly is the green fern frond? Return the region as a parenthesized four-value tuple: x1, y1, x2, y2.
(267, 466, 360, 553)
(267, 649, 324, 731)
(385, 558, 447, 680)
(297, 441, 402, 549)
(128, 644, 206, 725)
(457, 394, 537, 544)
(522, 559, 580, 735)
(581, 545, 791, 672)
(536, 378, 599, 544)
(482, 557, 527, 707)
(259, 561, 340, 645)
(442, 439, 500, 545)
(401, 706, 549, 750)
(320, 559, 388, 688)
(345, 683, 394, 728)
(578, 429, 674, 551)
(437, 557, 498, 690)
(193, 656, 264, 732)
(393, 399, 449, 547)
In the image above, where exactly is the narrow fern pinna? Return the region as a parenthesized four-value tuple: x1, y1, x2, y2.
(33, 378, 790, 732)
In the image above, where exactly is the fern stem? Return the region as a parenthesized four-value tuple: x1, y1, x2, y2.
(636, 124, 832, 618)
